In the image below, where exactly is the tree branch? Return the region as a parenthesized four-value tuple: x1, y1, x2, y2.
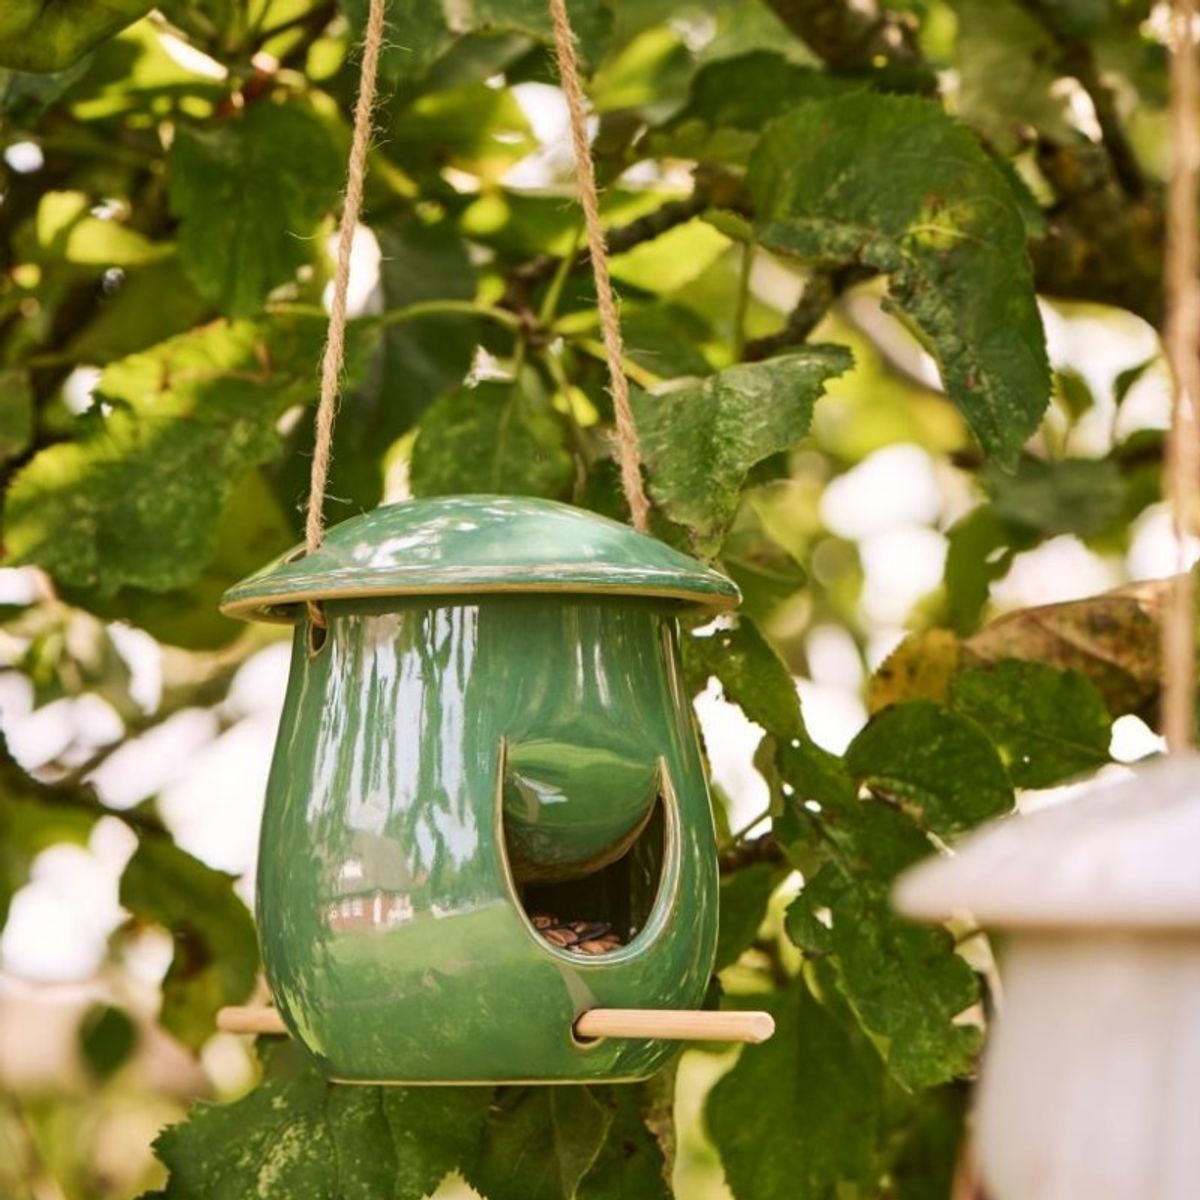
(3, 734, 170, 841)
(761, 0, 923, 69)
(742, 266, 871, 362)
(718, 832, 785, 874)
(1015, 0, 1143, 200)
(1030, 138, 1163, 324)
(505, 192, 712, 301)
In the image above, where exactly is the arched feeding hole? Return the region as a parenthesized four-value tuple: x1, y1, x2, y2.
(500, 761, 670, 959)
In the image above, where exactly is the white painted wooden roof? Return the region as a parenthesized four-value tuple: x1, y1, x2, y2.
(893, 754, 1200, 931)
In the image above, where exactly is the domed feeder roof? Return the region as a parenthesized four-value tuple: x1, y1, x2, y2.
(220, 495, 740, 622)
(893, 753, 1200, 932)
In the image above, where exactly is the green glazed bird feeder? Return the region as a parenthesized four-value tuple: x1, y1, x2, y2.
(219, 495, 764, 1084)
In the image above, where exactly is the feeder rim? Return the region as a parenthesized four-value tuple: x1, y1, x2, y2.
(219, 495, 741, 622)
(221, 572, 740, 622)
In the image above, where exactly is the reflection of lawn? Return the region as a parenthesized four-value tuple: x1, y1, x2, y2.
(296, 898, 687, 1080)
(305, 901, 601, 1079)
(327, 899, 530, 987)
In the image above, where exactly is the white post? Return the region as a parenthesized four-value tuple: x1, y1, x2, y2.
(894, 754, 1200, 1200)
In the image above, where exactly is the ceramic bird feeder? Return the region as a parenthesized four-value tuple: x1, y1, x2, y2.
(894, 754, 1200, 1200)
(219, 495, 753, 1083)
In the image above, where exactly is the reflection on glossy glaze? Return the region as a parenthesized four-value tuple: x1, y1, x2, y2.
(259, 595, 718, 1082)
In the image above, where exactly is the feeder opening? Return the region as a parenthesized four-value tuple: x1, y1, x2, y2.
(506, 793, 667, 957)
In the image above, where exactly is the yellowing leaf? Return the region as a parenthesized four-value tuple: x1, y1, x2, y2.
(868, 629, 961, 715)
(965, 579, 1165, 716)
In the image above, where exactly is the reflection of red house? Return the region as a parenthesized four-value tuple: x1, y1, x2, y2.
(318, 826, 429, 931)
(325, 890, 415, 932)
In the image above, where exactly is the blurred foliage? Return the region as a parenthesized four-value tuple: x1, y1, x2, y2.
(0, 0, 1183, 1197)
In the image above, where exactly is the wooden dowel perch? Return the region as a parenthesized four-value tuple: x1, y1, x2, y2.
(217, 1005, 774, 1044)
(573, 1008, 775, 1044)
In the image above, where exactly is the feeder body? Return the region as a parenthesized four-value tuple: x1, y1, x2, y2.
(978, 932, 1200, 1200)
(257, 593, 718, 1083)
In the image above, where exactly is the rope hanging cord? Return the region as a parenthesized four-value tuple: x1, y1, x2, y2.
(548, 0, 652, 533)
(304, 0, 652, 595)
(303, 0, 387, 627)
(1163, 0, 1200, 753)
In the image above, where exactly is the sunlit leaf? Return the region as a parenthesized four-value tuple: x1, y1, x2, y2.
(0, 0, 152, 72)
(5, 315, 367, 596)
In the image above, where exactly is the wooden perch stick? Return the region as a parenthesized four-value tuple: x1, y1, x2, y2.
(217, 1005, 775, 1044)
(573, 1007, 775, 1044)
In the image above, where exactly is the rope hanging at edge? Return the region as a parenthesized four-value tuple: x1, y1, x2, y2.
(1163, 0, 1200, 752)
(548, 0, 652, 533)
(304, 0, 388, 630)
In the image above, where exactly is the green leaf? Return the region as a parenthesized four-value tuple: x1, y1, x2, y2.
(685, 619, 803, 740)
(707, 981, 882, 1200)
(949, 660, 1112, 788)
(650, 51, 857, 164)
(381, 1089, 492, 1199)
(411, 378, 574, 500)
(300, 214, 482, 520)
(885, 1085, 969, 1199)
(0, 0, 152, 72)
(574, 1086, 671, 1200)
(0, 56, 91, 118)
(787, 856, 982, 1089)
(772, 743, 982, 1089)
(155, 1039, 494, 1197)
(119, 838, 258, 1050)
(845, 700, 1013, 838)
(955, 0, 1074, 151)
(716, 860, 783, 971)
(631, 349, 852, 556)
(0, 369, 34, 462)
(1054, 368, 1095, 422)
(1114, 356, 1158, 407)
(941, 505, 1035, 635)
(386, 81, 535, 181)
(984, 456, 1127, 537)
(273, 215, 480, 526)
(718, 519, 808, 624)
(1038, 0, 1111, 36)
(749, 94, 1049, 467)
(155, 1042, 339, 1196)
(168, 102, 341, 317)
(75, 470, 295, 650)
(5, 315, 363, 596)
(466, 1087, 613, 1200)
(79, 1003, 138, 1081)
(344, 0, 613, 85)
(621, 303, 714, 379)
